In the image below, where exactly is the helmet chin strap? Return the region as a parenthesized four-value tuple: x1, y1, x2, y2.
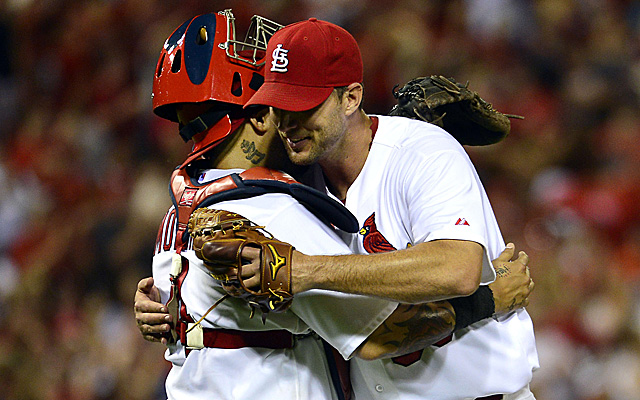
(179, 108, 231, 142)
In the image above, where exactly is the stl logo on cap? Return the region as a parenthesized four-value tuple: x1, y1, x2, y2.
(270, 44, 289, 73)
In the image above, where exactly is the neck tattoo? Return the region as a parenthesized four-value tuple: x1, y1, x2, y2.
(241, 140, 266, 164)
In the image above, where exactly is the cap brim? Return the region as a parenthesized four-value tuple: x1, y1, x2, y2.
(244, 81, 334, 112)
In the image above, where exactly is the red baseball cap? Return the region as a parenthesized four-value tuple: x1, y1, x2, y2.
(244, 18, 363, 112)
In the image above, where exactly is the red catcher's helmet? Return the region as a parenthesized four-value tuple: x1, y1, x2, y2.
(152, 10, 282, 165)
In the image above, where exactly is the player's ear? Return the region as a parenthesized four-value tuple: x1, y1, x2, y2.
(247, 107, 271, 136)
(343, 83, 363, 116)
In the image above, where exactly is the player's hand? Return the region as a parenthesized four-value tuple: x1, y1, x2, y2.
(134, 277, 172, 344)
(226, 247, 311, 296)
(489, 243, 534, 316)
(235, 247, 311, 294)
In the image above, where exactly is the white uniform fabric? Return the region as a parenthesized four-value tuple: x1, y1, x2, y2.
(343, 116, 539, 399)
(152, 168, 397, 400)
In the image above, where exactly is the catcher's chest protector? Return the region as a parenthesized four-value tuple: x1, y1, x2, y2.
(169, 166, 359, 252)
(166, 166, 305, 344)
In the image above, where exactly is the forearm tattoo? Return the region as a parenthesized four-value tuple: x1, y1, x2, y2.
(241, 140, 266, 164)
(369, 301, 456, 358)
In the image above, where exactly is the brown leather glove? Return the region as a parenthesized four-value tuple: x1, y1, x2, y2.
(389, 75, 523, 146)
(189, 208, 293, 320)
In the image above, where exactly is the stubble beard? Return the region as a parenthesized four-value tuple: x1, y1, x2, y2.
(284, 140, 321, 166)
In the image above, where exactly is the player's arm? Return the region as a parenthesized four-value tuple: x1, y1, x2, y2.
(355, 301, 455, 360)
(236, 238, 483, 303)
(355, 244, 533, 360)
(291, 238, 483, 303)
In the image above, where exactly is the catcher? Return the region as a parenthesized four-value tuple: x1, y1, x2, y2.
(143, 11, 358, 399)
(135, 12, 533, 400)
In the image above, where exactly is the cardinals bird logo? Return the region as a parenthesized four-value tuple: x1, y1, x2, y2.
(359, 213, 396, 253)
(359, 212, 429, 366)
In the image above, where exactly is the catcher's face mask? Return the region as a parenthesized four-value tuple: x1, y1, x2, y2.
(152, 9, 282, 122)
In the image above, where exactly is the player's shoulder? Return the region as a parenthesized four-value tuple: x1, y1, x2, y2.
(373, 115, 464, 153)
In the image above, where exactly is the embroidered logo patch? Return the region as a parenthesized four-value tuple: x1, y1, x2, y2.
(359, 212, 396, 254)
(179, 188, 198, 206)
(271, 44, 289, 72)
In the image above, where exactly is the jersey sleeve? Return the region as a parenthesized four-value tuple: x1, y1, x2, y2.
(292, 290, 398, 360)
(399, 145, 500, 283)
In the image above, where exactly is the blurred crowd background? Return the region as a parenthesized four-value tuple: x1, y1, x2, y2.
(0, 0, 639, 399)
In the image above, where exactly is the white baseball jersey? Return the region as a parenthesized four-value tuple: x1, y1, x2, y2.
(342, 116, 539, 399)
(152, 168, 398, 400)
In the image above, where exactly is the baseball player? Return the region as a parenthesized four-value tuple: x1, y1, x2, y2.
(147, 11, 399, 399)
(140, 10, 533, 400)
(236, 18, 539, 399)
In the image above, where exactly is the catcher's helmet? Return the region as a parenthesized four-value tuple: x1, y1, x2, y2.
(152, 9, 282, 164)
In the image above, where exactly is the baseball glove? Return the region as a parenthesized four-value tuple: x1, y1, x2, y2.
(189, 208, 293, 319)
(389, 75, 523, 146)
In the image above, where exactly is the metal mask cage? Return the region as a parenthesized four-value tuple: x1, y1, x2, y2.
(220, 9, 283, 67)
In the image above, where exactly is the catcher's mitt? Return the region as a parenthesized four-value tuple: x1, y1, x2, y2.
(389, 75, 523, 146)
(189, 208, 293, 319)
